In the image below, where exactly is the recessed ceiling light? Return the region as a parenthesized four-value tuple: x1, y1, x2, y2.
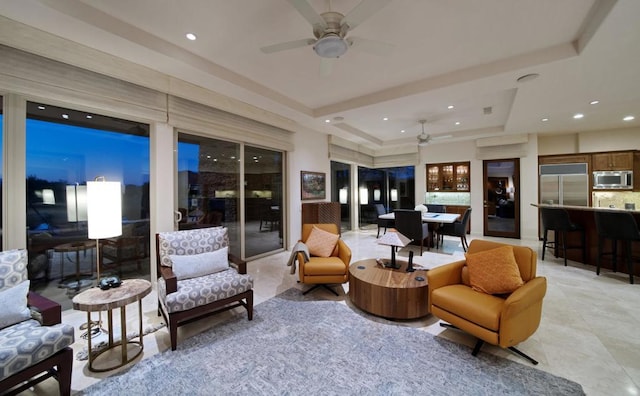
(455, 121, 461, 125)
(573, 113, 584, 119)
(206, 155, 211, 159)
(623, 115, 635, 121)
(86, 114, 93, 119)
(590, 100, 599, 105)
(447, 105, 454, 110)
(400, 129, 405, 133)
(382, 117, 389, 121)
(541, 118, 549, 122)
(325, 119, 331, 123)
(186, 33, 197, 41)
(37, 105, 45, 110)
(62, 114, 69, 119)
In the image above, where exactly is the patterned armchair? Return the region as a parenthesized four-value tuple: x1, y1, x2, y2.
(156, 227, 253, 350)
(0, 249, 75, 395)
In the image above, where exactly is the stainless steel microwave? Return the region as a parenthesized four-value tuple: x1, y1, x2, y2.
(592, 171, 633, 189)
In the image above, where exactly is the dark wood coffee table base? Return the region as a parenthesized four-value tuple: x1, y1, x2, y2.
(348, 259, 429, 319)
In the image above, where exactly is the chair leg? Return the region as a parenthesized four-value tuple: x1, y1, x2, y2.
(625, 241, 634, 284)
(303, 284, 339, 296)
(57, 347, 73, 396)
(377, 225, 381, 238)
(508, 346, 539, 365)
(596, 236, 602, 275)
(561, 231, 568, 266)
(472, 339, 484, 356)
(542, 229, 548, 260)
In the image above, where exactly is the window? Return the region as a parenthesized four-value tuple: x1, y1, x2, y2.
(26, 102, 150, 307)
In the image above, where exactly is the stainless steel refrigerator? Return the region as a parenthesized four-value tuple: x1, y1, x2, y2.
(539, 163, 589, 238)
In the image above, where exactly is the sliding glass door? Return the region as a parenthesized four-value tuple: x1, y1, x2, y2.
(177, 133, 284, 259)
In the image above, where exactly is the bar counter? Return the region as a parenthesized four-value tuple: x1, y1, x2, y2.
(532, 203, 640, 277)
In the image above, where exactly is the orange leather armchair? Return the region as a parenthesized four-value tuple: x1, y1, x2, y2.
(427, 239, 547, 364)
(297, 223, 351, 295)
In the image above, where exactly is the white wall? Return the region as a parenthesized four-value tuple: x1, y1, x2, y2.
(539, 127, 640, 155)
(287, 130, 331, 247)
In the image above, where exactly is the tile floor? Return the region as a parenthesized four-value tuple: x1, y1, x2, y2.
(19, 229, 640, 396)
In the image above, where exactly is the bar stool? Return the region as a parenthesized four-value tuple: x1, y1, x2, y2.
(594, 210, 640, 284)
(540, 207, 586, 266)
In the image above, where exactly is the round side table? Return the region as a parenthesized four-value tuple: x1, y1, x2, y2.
(72, 279, 151, 372)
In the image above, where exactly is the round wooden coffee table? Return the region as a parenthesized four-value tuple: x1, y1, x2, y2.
(348, 259, 429, 319)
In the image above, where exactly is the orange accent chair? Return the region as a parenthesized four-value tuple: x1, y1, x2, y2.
(297, 223, 351, 296)
(427, 240, 547, 364)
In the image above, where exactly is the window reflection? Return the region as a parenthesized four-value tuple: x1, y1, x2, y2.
(244, 146, 283, 258)
(177, 135, 241, 256)
(26, 102, 150, 309)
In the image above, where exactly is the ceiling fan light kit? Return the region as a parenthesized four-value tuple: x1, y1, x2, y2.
(313, 34, 349, 58)
(417, 119, 430, 147)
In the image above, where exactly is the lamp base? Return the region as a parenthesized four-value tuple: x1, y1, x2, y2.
(381, 258, 401, 270)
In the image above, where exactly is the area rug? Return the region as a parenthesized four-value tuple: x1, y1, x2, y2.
(80, 289, 584, 395)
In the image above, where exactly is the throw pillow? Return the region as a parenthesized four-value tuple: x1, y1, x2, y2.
(465, 245, 524, 295)
(0, 280, 31, 329)
(305, 226, 339, 258)
(169, 246, 229, 280)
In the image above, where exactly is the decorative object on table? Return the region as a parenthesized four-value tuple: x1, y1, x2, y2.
(300, 171, 326, 200)
(376, 228, 411, 269)
(98, 276, 122, 290)
(86, 177, 123, 334)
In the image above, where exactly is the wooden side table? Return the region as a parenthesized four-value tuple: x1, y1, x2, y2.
(348, 259, 429, 319)
(54, 241, 95, 290)
(72, 279, 151, 372)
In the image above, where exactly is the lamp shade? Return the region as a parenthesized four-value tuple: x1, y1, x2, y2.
(87, 180, 122, 239)
(359, 188, 369, 205)
(66, 185, 87, 222)
(377, 229, 412, 248)
(339, 188, 348, 204)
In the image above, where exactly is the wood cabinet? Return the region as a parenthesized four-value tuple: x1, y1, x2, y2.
(538, 153, 591, 165)
(592, 151, 634, 171)
(426, 162, 470, 192)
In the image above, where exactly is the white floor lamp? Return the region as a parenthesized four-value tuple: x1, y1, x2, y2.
(86, 177, 122, 333)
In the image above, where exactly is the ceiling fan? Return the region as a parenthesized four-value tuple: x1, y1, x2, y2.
(261, 0, 393, 60)
(417, 120, 452, 147)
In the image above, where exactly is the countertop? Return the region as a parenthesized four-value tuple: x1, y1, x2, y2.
(531, 203, 640, 214)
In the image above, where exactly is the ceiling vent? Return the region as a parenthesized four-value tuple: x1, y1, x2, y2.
(483, 106, 493, 115)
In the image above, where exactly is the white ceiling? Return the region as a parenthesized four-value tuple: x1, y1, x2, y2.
(1, 0, 639, 150)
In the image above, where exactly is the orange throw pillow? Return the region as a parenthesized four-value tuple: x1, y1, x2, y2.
(465, 245, 524, 294)
(305, 226, 339, 258)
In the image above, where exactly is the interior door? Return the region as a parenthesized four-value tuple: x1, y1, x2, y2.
(483, 159, 521, 239)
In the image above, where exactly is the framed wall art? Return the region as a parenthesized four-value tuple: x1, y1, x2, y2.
(300, 171, 326, 200)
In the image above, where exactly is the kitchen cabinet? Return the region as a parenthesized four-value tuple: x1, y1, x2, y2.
(426, 162, 470, 192)
(538, 153, 591, 165)
(592, 151, 634, 171)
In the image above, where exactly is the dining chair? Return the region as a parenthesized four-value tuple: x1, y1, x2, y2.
(375, 204, 394, 238)
(393, 209, 430, 255)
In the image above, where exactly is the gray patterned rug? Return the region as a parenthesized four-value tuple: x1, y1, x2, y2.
(80, 288, 584, 395)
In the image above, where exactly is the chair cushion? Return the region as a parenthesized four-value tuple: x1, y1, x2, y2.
(0, 281, 31, 330)
(0, 319, 74, 381)
(169, 247, 229, 280)
(465, 245, 524, 294)
(431, 284, 504, 331)
(303, 257, 348, 276)
(158, 268, 253, 314)
(305, 226, 339, 258)
(157, 227, 228, 267)
(0, 249, 28, 291)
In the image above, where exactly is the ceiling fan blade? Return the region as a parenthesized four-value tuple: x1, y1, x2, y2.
(341, 0, 391, 31)
(260, 38, 315, 54)
(432, 134, 453, 141)
(287, 0, 327, 30)
(319, 57, 335, 77)
(348, 36, 394, 57)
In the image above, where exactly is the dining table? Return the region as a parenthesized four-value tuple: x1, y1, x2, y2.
(377, 212, 460, 224)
